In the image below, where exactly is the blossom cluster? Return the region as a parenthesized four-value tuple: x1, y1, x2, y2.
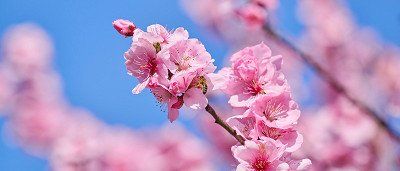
(116, 19, 217, 122)
(211, 43, 310, 170)
(0, 23, 215, 171)
(114, 19, 310, 170)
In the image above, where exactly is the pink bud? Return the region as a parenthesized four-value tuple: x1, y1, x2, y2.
(112, 19, 136, 37)
(236, 4, 267, 28)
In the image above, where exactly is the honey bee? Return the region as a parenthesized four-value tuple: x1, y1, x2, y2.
(196, 76, 208, 94)
(202, 83, 208, 94)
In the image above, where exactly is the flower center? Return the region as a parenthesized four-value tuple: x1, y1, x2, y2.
(261, 126, 284, 140)
(251, 156, 270, 171)
(262, 99, 287, 122)
(244, 80, 264, 96)
(176, 55, 193, 71)
(140, 57, 157, 76)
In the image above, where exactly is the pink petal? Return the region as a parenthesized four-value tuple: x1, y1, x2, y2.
(132, 78, 150, 94)
(168, 108, 179, 123)
(183, 88, 208, 110)
(168, 27, 189, 43)
(168, 97, 180, 122)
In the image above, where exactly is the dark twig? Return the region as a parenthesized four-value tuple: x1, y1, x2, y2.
(205, 104, 246, 145)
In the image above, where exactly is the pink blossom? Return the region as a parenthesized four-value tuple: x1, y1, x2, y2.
(151, 83, 207, 122)
(181, 0, 234, 28)
(149, 85, 180, 122)
(236, 3, 267, 28)
(161, 39, 216, 76)
(50, 113, 106, 170)
(112, 19, 136, 37)
(227, 115, 302, 152)
(297, 97, 397, 170)
(124, 38, 167, 94)
(232, 138, 287, 171)
(255, 121, 302, 152)
(232, 138, 310, 171)
(1, 23, 53, 74)
(100, 130, 166, 171)
(212, 43, 286, 108)
(153, 124, 215, 171)
(8, 104, 68, 156)
(161, 39, 216, 118)
(249, 91, 300, 129)
(227, 115, 257, 139)
(132, 24, 189, 47)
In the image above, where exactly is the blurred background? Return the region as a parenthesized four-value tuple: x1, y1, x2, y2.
(0, 0, 400, 170)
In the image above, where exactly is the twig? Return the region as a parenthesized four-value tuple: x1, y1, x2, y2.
(205, 104, 246, 145)
(262, 24, 400, 141)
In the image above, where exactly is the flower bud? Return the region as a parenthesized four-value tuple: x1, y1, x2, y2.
(112, 19, 136, 37)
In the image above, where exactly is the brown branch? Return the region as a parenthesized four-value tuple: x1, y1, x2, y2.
(262, 24, 400, 141)
(205, 104, 246, 145)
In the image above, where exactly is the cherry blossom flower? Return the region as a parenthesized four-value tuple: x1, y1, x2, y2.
(161, 39, 216, 76)
(232, 138, 310, 171)
(132, 24, 189, 48)
(248, 91, 300, 129)
(211, 43, 286, 108)
(227, 114, 302, 153)
(161, 38, 216, 107)
(124, 38, 167, 94)
(232, 138, 286, 171)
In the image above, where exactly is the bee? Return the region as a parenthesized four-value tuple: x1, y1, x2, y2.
(202, 83, 208, 95)
(153, 42, 161, 53)
(196, 76, 208, 94)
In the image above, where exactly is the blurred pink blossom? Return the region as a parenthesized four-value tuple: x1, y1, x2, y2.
(1, 23, 53, 74)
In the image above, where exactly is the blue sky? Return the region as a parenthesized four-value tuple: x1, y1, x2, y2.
(0, 0, 399, 170)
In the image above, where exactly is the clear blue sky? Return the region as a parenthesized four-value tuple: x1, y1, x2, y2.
(0, 0, 399, 170)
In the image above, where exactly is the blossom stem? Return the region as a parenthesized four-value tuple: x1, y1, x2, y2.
(205, 104, 246, 145)
(262, 24, 400, 141)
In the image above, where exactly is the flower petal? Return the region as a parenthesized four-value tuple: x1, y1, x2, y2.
(132, 78, 150, 94)
(168, 108, 179, 122)
(183, 88, 208, 110)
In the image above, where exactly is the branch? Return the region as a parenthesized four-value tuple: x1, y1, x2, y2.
(205, 104, 246, 145)
(262, 24, 400, 141)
